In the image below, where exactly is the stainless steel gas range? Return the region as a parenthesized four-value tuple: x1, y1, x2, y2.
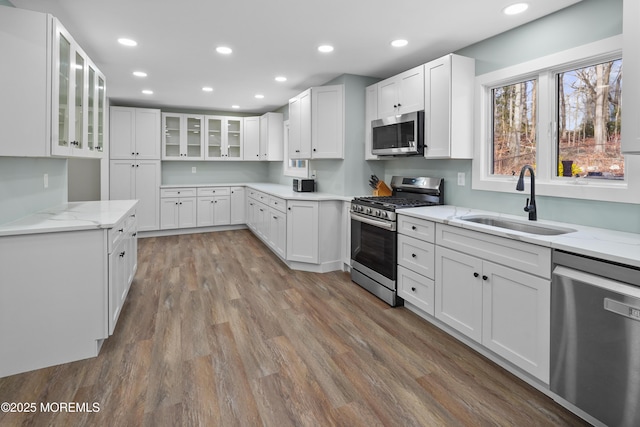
(350, 176, 444, 306)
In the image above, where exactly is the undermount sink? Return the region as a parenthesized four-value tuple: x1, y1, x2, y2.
(459, 215, 576, 236)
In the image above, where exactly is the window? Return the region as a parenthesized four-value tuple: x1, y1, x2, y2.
(473, 35, 640, 204)
(282, 120, 309, 178)
(492, 79, 537, 176)
(556, 59, 623, 180)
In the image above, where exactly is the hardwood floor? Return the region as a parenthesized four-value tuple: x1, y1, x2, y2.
(0, 230, 589, 426)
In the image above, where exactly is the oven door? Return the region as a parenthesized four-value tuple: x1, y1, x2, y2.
(350, 212, 397, 287)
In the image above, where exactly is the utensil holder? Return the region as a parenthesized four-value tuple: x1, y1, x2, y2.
(373, 181, 392, 196)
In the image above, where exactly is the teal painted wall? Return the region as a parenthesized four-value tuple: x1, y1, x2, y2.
(384, 0, 640, 233)
(161, 160, 269, 185)
(0, 157, 67, 224)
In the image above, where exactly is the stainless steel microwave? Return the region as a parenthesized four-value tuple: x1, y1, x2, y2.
(371, 111, 424, 156)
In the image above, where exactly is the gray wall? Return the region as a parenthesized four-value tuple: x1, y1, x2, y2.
(162, 160, 269, 185)
(0, 157, 67, 224)
(68, 158, 101, 201)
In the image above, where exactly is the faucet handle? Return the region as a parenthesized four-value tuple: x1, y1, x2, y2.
(524, 198, 531, 212)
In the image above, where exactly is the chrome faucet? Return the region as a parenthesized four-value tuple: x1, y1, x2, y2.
(516, 165, 537, 221)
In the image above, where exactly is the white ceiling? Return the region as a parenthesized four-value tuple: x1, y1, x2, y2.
(13, 0, 582, 114)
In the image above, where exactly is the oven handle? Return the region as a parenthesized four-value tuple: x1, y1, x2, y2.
(350, 212, 396, 231)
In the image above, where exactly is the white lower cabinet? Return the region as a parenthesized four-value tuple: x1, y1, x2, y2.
(434, 225, 551, 383)
(108, 212, 138, 335)
(196, 187, 231, 227)
(110, 160, 160, 231)
(230, 187, 246, 224)
(286, 200, 319, 263)
(268, 208, 287, 258)
(160, 188, 197, 229)
(398, 265, 435, 316)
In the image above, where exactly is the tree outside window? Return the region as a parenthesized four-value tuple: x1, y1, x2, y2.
(557, 59, 623, 179)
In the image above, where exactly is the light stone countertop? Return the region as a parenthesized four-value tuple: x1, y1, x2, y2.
(398, 205, 640, 268)
(0, 200, 138, 237)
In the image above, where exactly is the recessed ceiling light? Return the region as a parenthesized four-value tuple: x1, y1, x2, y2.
(132, 71, 147, 77)
(503, 3, 529, 15)
(118, 38, 137, 47)
(216, 46, 233, 55)
(391, 39, 408, 48)
(275, 76, 287, 82)
(255, 94, 264, 99)
(202, 87, 213, 92)
(231, 105, 240, 109)
(142, 89, 153, 95)
(318, 45, 334, 53)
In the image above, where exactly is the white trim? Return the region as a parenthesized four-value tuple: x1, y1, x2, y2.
(472, 35, 639, 204)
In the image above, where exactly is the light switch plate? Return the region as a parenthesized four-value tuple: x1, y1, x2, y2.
(457, 172, 465, 186)
(192, 167, 197, 174)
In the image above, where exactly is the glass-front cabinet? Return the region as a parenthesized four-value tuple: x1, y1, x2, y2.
(162, 113, 205, 160)
(204, 115, 243, 160)
(52, 19, 105, 158)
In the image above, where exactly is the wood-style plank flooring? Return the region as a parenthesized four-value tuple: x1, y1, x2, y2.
(0, 230, 589, 426)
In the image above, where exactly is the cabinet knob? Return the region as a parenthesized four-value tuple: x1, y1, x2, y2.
(482, 275, 488, 281)
(393, 104, 397, 108)
(131, 152, 135, 156)
(397, 103, 402, 107)
(131, 164, 135, 167)
(179, 202, 183, 205)
(473, 272, 479, 278)
(118, 228, 124, 233)
(175, 202, 178, 205)
(313, 148, 316, 152)
(136, 152, 139, 155)
(411, 253, 417, 258)
(136, 164, 139, 167)
(411, 226, 417, 230)
(273, 216, 277, 219)
(133, 233, 137, 237)
(288, 207, 291, 211)
(119, 251, 125, 258)
(411, 287, 416, 292)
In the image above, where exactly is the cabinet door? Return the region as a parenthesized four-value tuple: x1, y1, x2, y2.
(184, 116, 204, 159)
(110, 107, 135, 159)
(622, 0, 640, 153)
(435, 246, 483, 342)
(255, 203, 268, 239)
(213, 196, 231, 225)
(162, 113, 182, 159)
(179, 197, 197, 228)
(425, 55, 452, 158)
(52, 22, 75, 157)
(377, 78, 399, 119)
(204, 115, 224, 160)
(286, 200, 318, 263)
(269, 208, 287, 258)
(230, 187, 245, 224)
(397, 65, 425, 114)
(109, 160, 135, 200)
(482, 261, 550, 382)
(197, 197, 215, 227)
(226, 118, 243, 160)
(312, 85, 344, 159)
(260, 113, 284, 161)
(160, 198, 180, 229)
(244, 116, 260, 160)
(134, 161, 160, 231)
(288, 94, 302, 158)
(365, 84, 380, 160)
(108, 239, 127, 335)
(135, 108, 161, 159)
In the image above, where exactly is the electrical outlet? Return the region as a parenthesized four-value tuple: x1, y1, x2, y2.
(311, 170, 317, 179)
(43, 173, 48, 188)
(457, 172, 465, 186)
(192, 167, 197, 174)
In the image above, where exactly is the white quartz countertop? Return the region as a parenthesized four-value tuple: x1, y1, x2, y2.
(399, 205, 640, 268)
(161, 182, 353, 202)
(0, 200, 138, 237)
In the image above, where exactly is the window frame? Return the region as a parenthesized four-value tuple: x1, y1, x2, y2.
(472, 35, 640, 204)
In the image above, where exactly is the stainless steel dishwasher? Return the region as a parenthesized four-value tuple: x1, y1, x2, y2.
(551, 250, 640, 427)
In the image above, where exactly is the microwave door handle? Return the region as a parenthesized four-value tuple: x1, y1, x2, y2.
(350, 212, 396, 231)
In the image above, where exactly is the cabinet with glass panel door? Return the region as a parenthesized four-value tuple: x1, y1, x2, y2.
(52, 18, 105, 158)
(162, 113, 205, 160)
(204, 116, 243, 160)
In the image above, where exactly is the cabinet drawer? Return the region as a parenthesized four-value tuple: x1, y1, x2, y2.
(125, 211, 137, 231)
(436, 224, 551, 279)
(398, 215, 435, 242)
(398, 234, 435, 279)
(197, 186, 230, 197)
(269, 196, 286, 213)
(108, 218, 127, 253)
(398, 265, 435, 316)
(161, 187, 196, 198)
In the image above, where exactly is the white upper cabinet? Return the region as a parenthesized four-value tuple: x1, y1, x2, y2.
(0, 8, 106, 158)
(424, 54, 474, 159)
(289, 85, 344, 160)
(622, 0, 640, 153)
(110, 107, 161, 160)
(377, 65, 424, 118)
(260, 112, 284, 161)
(204, 116, 243, 160)
(162, 113, 204, 160)
(52, 20, 105, 158)
(243, 116, 261, 160)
